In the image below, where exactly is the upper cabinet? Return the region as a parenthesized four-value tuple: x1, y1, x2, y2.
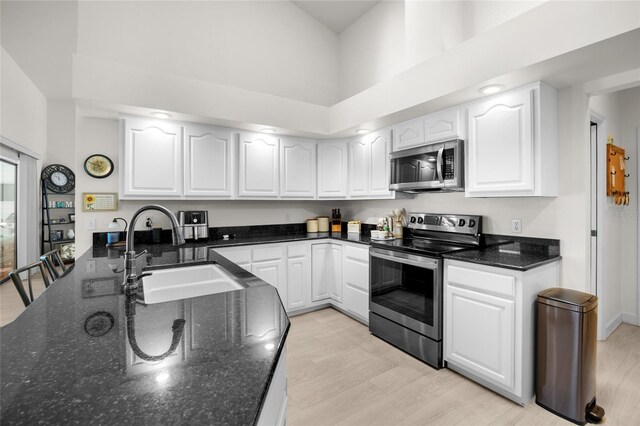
(122, 118, 183, 197)
(184, 124, 233, 197)
(466, 83, 558, 197)
(280, 137, 316, 198)
(238, 132, 280, 198)
(317, 140, 348, 199)
(349, 130, 393, 198)
(392, 108, 464, 151)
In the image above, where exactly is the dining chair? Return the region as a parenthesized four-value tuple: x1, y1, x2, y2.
(8, 261, 52, 308)
(40, 249, 67, 281)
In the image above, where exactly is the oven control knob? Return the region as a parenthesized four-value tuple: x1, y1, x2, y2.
(410, 216, 417, 224)
(417, 217, 424, 224)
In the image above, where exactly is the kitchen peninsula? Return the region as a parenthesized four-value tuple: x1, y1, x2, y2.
(0, 246, 289, 425)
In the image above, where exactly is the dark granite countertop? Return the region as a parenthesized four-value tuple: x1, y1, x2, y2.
(442, 236, 562, 271)
(0, 246, 289, 425)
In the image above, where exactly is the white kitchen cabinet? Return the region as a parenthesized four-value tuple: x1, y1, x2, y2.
(311, 243, 331, 302)
(466, 82, 558, 197)
(257, 345, 287, 426)
(444, 259, 559, 405)
(122, 117, 182, 197)
(349, 130, 393, 198)
(252, 246, 287, 307)
(317, 140, 348, 198)
(341, 244, 369, 322)
(286, 244, 311, 311)
(238, 132, 280, 197)
(214, 247, 252, 272)
(280, 137, 316, 198)
(329, 244, 343, 303)
(392, 117, 425, 151)
(425, 108, 464, 143)
(183, 124, 233, 197)
(348, 138, 370, 197)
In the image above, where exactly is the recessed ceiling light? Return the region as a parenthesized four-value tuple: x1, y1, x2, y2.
(261, 127, 276, 134)
(356, 129, 370, 134)
(151, 111, 171, 119)
(478, 84, 505, 95)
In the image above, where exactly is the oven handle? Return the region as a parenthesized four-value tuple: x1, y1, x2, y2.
(436, 146, 444, 183)
(370, 249, 438, 269)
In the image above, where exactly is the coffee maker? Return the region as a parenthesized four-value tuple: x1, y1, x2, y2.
(177, 211, 209, 241)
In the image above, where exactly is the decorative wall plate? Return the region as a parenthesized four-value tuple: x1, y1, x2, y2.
(83, 154, 114, 179)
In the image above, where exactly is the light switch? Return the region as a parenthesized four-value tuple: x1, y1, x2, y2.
(85, 216, 96, 230)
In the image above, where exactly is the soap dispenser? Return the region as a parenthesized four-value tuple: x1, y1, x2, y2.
(107, 217, 128, 245)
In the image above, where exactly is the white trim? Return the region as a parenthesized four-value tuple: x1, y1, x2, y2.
(622, 312, 638, 326)
(0, 135, 41, 160)
(590, 110, 607, 340)
(605, 312, 623, 339)
(637, 127, 640, 326)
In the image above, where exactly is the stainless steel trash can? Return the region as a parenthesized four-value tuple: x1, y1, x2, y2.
(536, 288, 604, 425)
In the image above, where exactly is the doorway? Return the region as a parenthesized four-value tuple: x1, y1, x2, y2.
(590, 113, 606, 339)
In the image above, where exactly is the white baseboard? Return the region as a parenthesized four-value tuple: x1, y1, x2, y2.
(605, 313, 623, 339)
(622, 312, 638, 326)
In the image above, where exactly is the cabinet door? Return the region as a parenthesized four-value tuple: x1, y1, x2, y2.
(214, 247, 252, 272)
(425, 108, 462, 142)
(122, 118, 182, 197)
(317, 140, 348, 198)
(348, 138, 370, 197)
(280, 137, 316, 198)
(369, 130, 392, 196)
(184, 124, 232, 197)
(311, 244, 330, 301)
(467, 90, 534, 195)
(238, 132, 279, 197)
(286, 244, 311, 311)
(252, 259, 287, 307)
(329, 244, 343, 302)
(445, 284, 515, 391)
(392, 117, 425, 151)
(342, 245, 369, 320)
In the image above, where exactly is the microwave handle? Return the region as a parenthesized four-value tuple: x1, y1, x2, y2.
(436, 147, 444, 183)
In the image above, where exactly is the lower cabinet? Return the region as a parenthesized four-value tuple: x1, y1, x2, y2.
(444, 259, 559, 405)
(342, 244, 370, 321)
(215, 240, 370, 324)
(257, 344, 287, 426)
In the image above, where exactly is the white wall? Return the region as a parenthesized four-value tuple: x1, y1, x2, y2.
(338, 0, 545, 100)
(0, 48, 47, 158)
(76, 1, 339, 106)
(74, 115, 336, 254)
(46, 100, 76, 166)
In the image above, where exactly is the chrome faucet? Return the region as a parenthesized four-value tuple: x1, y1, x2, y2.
(123, 205, 185, 292)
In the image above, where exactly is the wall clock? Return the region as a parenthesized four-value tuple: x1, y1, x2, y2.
(41, 164, 75, 194)
(84, 154, 114, 179)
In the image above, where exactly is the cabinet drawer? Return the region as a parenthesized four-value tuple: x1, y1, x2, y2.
(287, 244, 308, 259)
(343, 245, 369, 263)
(253, 246, 285, 262)
(215, 248, 251, 265)
(447, 265, 515, 298)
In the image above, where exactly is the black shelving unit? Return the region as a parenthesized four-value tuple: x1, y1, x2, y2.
(41, 180, 75, 262)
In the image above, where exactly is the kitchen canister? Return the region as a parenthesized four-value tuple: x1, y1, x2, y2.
(316, 216, 329, 232)
(306, 219, 319, 233)
(393, 221, 403, 239)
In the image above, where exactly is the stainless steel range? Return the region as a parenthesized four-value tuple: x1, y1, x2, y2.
(369, 212, 483, 369)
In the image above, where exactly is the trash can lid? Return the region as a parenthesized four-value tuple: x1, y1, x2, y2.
(537, 288, 598, 312)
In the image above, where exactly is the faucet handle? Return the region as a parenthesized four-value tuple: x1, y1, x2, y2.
(134, 249, 148, 259)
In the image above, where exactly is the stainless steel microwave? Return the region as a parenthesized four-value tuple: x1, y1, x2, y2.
(389, 139, 464, 192)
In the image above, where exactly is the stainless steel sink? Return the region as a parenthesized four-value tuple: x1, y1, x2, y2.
(142, 264, 244, 304)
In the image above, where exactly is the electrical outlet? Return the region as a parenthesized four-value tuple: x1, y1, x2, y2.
(284, 213, 291, 223)
(85, 216, 96, 230)
(512, 218, 522, 233)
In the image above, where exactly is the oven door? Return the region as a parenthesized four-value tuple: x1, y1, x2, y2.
(369, 248, 442, 340)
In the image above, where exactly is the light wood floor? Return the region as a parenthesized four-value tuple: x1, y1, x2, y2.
(0, 274, 48, 326)
(288, 308, 640, 425)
